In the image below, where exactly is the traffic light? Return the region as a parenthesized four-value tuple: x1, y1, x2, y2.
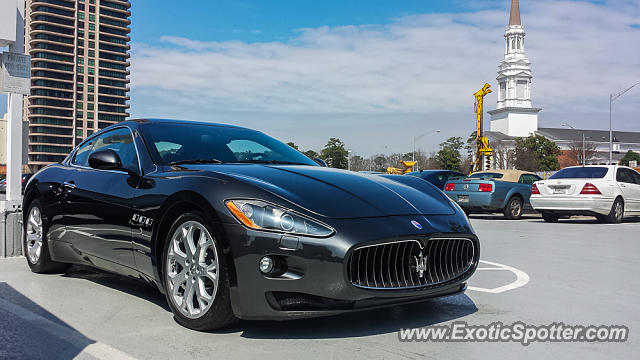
(485, 155, 492, 170)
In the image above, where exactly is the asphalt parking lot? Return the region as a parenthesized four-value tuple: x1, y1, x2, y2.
(1, 215, 639, 359)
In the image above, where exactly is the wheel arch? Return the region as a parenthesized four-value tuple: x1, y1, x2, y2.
(151, 191, 238, 292)
(22, 185, 41, 223)
(503, 190, 524, 209)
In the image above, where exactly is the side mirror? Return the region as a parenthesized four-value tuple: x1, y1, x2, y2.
(314, 158, 327, 167)
(89, 149, 122, 171)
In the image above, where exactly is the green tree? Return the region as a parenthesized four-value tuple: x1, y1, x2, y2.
(514, 135, 561, 171)
(435, 137, 464, 171)
(286, 142, 299, 150)
(320, 138, 349, 169)
(620, 150, 640, 166)
(303, 149, 318, 159)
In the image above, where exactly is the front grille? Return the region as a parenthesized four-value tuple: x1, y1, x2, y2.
(347, 238, 476, 289)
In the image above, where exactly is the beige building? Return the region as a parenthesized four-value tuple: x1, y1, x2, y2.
(24, 0, 130, 170)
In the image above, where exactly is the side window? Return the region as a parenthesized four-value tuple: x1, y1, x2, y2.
(617, 169, 633, 184)
(629, 169, 640, 185)
(92, 128, 139, 171)
(519, 174, 537, 185)
(76, 128, 138, 171)
(72, 140, 94, 167)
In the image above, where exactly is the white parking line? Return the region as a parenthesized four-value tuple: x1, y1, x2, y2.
(468, 260, 530, 294)
(0, 298, 136, 360)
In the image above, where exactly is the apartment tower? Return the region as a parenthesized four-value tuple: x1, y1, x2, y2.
(24, 0, 130, 170)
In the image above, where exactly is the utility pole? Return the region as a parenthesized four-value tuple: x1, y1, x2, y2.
(412, 130, 440, 163)
(562, 123, 586, 166)
(609, 82, 640, 164)
(1, 0, 28, 257)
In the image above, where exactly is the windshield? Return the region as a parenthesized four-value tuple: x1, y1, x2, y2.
(140, 122, 317, 166)
(469, 172, 504, 179)
(550, 167, 608, 179)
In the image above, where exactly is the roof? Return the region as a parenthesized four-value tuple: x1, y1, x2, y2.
(485, 128, 640, 144)
(472, 169, 535, 182)
(485, 131, 516, 141)
(509, 0, 521, 26)
(536, 127, 640, 144)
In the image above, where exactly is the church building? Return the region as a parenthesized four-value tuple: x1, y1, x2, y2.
(484, 0, 640, 168)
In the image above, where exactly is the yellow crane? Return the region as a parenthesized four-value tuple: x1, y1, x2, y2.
(386, 160, 417, 175)
(473, 83, 493, 173)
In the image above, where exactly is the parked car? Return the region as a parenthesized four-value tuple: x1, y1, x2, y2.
(407, 170, 467, 190)
(531, 165, 640, 223)
(0, 174, 33, 194)
(23, 119, 480, 331)
(443, 169, 541, 219)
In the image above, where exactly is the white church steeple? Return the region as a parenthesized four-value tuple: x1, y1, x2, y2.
(489, 0, 541, 137)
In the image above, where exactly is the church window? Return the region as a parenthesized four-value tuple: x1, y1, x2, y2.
(516, 81, 527, 99)
(499, 82, 506, 101)
(511, 39, 515, 51)
(517, 38, 521, 50)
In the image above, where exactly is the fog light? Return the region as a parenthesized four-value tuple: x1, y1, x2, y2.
(259, 256, 274, 274)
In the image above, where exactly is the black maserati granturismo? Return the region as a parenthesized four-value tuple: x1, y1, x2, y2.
(23, 119, 479, 330)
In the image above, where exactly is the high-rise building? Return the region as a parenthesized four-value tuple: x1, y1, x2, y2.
(488, 0, 541, 137)
(24, 0, 130, 170)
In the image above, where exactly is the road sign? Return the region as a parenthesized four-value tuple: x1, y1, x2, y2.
(630, 160, 638, 168)
(0, 51, 31, 95)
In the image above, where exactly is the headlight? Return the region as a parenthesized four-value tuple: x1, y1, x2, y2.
(225, 199, 334, 237)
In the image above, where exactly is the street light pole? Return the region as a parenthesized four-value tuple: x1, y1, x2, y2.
(609, 81, 640, 165)
(562, 123, 586, 166)
(412, 130, 441, 163)
(582, 132, 585, 167)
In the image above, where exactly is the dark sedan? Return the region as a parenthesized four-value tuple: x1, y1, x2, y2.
(407, 170, 467, 190)
(23, 119, 479, 330)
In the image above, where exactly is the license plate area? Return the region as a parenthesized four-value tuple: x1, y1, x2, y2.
(457, 195, 469, 203)
(550, 185, 570, 195)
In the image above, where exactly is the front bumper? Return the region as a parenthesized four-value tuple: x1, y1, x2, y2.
(530, 196, 615, 215)
(222, 213, 479, 320)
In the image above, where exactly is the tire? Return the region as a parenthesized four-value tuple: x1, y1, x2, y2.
(162, 211, 237, 331)
(503, 196, 523, 220)
(603, 197, 624, 224)
(541, 211, 559, 223)
(23, 200, 70, 274)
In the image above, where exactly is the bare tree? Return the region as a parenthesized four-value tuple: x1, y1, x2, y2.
(492, 140, 516, 170)
(567, 140, 598, 166)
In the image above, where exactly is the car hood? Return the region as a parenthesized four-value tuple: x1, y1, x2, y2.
(197, 165, 456, 219)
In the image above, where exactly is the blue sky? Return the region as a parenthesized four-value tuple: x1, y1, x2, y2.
(129, 0, 489, 44)
(3, 0, 640, 156)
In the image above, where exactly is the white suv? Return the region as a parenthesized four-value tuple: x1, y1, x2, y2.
(531, 165, 640, 223)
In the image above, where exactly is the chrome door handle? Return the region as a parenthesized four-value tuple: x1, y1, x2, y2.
(63, 181, 76, 189)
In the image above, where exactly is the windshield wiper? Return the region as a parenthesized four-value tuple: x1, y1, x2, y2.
(168, 159, 223, 166)
(234, 159, 310, 165)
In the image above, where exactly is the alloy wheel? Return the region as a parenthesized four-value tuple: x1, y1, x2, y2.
(614, 200, 623, 221)
(25, 206, 43, 264)
(511, 199, 521, 216)
(166, 220, 219, 319)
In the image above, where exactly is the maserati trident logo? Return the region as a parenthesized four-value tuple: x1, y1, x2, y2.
(411, 220, 422, 230)
(413, 251, 428, 278)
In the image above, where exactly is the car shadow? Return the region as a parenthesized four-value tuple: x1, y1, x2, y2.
(60, 265, 477, 339)
(468, 214, 540, 220)
(232, 293, 477, 339)
(0, 282, 95, 359)
(530, 216, 640, 224)
(61, 264, 170, 312)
